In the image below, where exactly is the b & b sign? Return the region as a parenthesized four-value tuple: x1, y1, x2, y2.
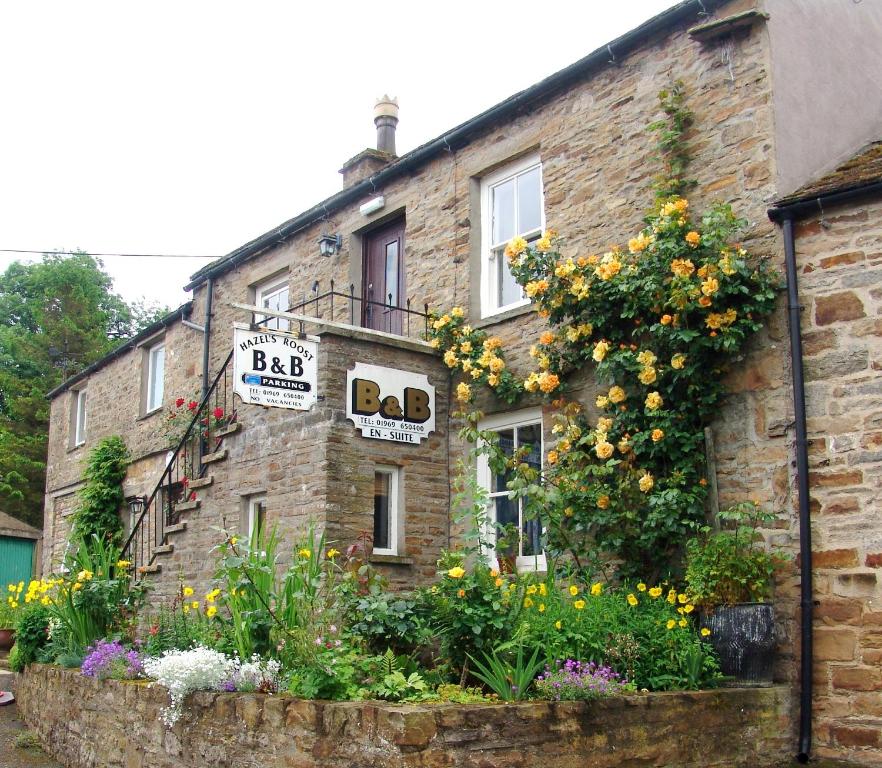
(233, 325, 318, 410)
(346, 363, 435, 444)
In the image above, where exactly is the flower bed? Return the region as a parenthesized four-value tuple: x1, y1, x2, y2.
(17, 665, 792, 768)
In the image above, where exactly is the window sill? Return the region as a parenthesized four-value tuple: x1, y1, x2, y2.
(474, 302, 534, 330)
(137, 407, 163, 422)
(369, 554, 413, 566)
(66, 443, 85, 454)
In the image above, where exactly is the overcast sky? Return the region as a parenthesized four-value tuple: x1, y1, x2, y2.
(0, 0, 676, 309)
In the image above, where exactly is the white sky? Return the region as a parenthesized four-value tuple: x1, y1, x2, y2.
(0, 0, 676, 309)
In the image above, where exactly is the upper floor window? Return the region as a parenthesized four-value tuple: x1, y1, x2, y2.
(480, 155, 544, 318)
(72, 389, 87, 447)
(145, 341, 165, 413)
(255, 277, 290, 332)
(477, 408, 545, 571)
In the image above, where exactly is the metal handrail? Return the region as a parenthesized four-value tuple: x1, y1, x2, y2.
(120, 348, 235, 575)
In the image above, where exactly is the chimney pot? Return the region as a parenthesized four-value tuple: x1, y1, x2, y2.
(374, 95, 399, 156)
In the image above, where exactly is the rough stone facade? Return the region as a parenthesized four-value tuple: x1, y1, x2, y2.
(17, 665, 793, 768)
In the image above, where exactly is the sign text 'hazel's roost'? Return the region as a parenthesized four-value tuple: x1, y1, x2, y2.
(346, 363, 436, 443)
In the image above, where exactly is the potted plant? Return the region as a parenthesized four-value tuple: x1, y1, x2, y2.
(0, 584, 22, 651)
(684, 502, 785, 685)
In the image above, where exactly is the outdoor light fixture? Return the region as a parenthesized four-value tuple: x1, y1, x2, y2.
(318, 233, 342, 257)
(126, 494, 148, 520)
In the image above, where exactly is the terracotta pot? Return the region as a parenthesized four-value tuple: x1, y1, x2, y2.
(0, 628, 15, 652)
(700, 603, 776, 686)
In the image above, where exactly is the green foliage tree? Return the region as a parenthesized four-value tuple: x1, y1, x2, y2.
(0, 252, 166, 527)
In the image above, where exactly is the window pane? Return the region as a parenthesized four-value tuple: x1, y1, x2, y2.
(491, 178, 515, 244)
(497, 256, 523, 308)
(149, 346, 165, 411)
(373, 472, 391, 551)
(385, 241, 399, 307)
(493, 496, 518, 556)
(522, 517, 543, 557)
(517, 423, 542, 469)
(76, 392, 87, 444)
(517, 166, 542, 234)
(492, 429, 514, 493)
(261, 286, 289, 332)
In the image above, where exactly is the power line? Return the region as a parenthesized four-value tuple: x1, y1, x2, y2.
(0, 248, 219, 259)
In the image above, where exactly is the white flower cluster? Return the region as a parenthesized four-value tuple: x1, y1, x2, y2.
(233, 655, 281, 693)
(143, 646, 236, 726)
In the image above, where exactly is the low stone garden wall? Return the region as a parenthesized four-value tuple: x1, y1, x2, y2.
(17, 665, 794, 768)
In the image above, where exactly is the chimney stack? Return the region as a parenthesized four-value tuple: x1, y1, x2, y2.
(339, 96, 399, 189)
(374, 95, 399, 156)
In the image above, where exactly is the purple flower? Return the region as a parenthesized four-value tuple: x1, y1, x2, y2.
(81, 639, 144, 680)
(534, 659, 628, 702)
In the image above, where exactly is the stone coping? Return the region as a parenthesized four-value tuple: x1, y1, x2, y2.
(17, 664, 794, 768)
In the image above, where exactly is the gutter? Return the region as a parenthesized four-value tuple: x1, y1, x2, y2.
(46, 302, 193, 399)
(767, 178, 882, 763)
(184, 0, 724, 292)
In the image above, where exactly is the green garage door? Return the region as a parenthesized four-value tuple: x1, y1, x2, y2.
(0, 536, 35, 588)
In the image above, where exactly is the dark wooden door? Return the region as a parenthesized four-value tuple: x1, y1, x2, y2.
(362, 218, 405, 333)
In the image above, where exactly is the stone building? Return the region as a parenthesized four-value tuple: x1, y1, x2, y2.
(41, 1, 882, 763)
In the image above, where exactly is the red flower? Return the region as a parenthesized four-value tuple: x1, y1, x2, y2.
(181, 477, 189, 487)
(189, 491, 197, 501)
(175, 397, 186, 408)
(213, 407, 224, 420)
(187, 400, 198, 411)
(148, 625, 159, 636)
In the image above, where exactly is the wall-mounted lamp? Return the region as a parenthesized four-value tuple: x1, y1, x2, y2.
(318, 233, 342, 257)
(126, 494, 148, 521)
(359, 196, 385, 216)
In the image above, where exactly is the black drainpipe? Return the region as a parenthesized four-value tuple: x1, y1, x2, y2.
(781, 216, 813, 763)
(201, 278, 214, 397)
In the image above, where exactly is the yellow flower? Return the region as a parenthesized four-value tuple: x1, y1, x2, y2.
(443, 350, 458, 368)
(447, 566, 465, 579)
(326, 548, 340, 559)
(628, 231, 652, 253)
(505, 235, 528, 260)
(182, 604, 190, 613)
(685, 231, 701, 248)
(555, 620, 562, 630)
(457, 589, 466, 598)
(636, 350, 657, 367)
(649, 587, 663, 598)
(701, 628, 712, 637)
(645, 392, 663, 411)
(639, 473, 654, 493)
(40, 596, 51, 606)
(597, 495, 610, 509)
(638, 367, 657, 385)
(667, 589, 677, 604)
(701, 277, 719, 296)
(523, 597, 534, 608)
(451, 306, 464, 318)
(684, 604, 695, 614)
(593, 340, 610, 363)
(6, 585, 14, 593)
(488, 357, 505, 374)
(671, 353, 687, 370)
(569, 585, 579, 596)
(536, 236, 552, 252)
(206, 588, 221, 603)
(590, 582, 603, 596)
(617, 437, 630, 454)
(459, 341, 473, 355)
(666, 619, 677, 630)
(608, 386, 626, 404)
(637, 583, 647, 592)
(538, 371, 560, 393)
(627, 593, 638, 607)
(538, 603, 546, 612)
(456, 382, 472, 402)
(298, 548, 312, 559)
(574, 600, 586, 610)
(539, 583, 547, 597)
(670, 258, 695, 278)
(429, 338, 441, 349)
(77, 570, 93, 582)
(679, 618, 688, 628)
(678, 593, 689, 604)
(432, 314, 451, 330)
(651, 428, 664, 442)
(206, 605, 217, 618)
(595, 441, 614, 460)
(660, 314, 673, 325)
(116, 560, 131, 569)
(461, 359, 473, 373)
(191, 601, 200, 610)
(524, 279, 549, 298)
(183, 586, 194, 597)
(495, 577, 504, 587)
(230, 537, 238, 546)
(596, 395, 609, 408)
(526, 584, 538, 595)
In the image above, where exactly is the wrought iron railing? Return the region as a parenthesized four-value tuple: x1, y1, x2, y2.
(282, 280, 430, 340)
(120, 349, 236, 577)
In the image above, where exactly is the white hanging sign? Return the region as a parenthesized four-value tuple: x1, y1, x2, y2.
(346, 362, 435, 444)
(233, 324, 319, 410)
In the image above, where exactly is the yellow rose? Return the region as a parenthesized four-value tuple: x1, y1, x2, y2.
(639, 473, 654, 493)
(638, 367, 657, 385)
(547, 450, 559, 465)
(670, 258, 695, 278)
(595, 441, 614, 460)
(651, 428, 664, 442)
(596, 395, 609, 408)
(597, 495, 610, 509)
(671, 354, 686, 370)
(504, 236, 528, 260)
(608, 386, 626, 404)
(443, 350, 458, 368)
(660, 314, 673, 325)
(451, 306, 464, 318)
(447, 566, 466, 579)
(701, 277, 719, 296)
(456, 382, 472, 402)
(593, 340, 610, 362)
(645, 392, 663, 410)
(685, 231, 701, 248)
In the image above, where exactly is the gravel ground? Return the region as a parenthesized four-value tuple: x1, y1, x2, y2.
(0, 700, 64, 768)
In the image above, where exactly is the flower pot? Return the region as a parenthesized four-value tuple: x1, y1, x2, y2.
(701, 603, 775, 686)
(0, 628, 15, 652)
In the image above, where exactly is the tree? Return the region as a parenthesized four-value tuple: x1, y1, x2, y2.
(0, 252, 166, 527)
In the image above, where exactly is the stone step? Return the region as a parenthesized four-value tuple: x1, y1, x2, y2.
(153, 544, 174, 555)
(188, 475, 213, 490)
(165, 522, 187, 535)
(174, 499, 200, 513)
(137, 563, 161, 575)
(216, 422, 241, 438)
(201, 449, 228, 465)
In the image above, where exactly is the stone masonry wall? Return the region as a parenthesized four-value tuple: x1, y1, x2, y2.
(790, 197, 882, 764)
(18, 665, 793, 768)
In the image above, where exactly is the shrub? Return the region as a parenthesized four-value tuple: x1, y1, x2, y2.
(11, 604, 51, 669)
(344, 589, 427, 655)
(73, 436, 130, 542)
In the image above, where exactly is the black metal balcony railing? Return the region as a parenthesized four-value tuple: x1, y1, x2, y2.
(283, 280, 430, 340)
(120, 349, 236, 577)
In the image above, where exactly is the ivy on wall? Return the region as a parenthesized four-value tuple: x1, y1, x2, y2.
(73, 435, 130, 543)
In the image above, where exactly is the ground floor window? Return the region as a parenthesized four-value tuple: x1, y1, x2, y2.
(373, 466, 400, 556)
(477, 408, 545, 571)
(246, 496, 267, 543)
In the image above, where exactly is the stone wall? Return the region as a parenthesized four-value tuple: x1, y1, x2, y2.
(790, 197, 882, 763)
(17, 665, 793, 768)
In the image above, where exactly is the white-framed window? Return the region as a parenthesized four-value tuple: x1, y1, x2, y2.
(480, 154, 545, 318)
(477, 408, 546, 571)
(373, 465, 400, 556)
(246, 495, 267, 543)
(255, 277, 290, 332)
(73, 389, 87, 447)
(145, 341, 165, 413)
